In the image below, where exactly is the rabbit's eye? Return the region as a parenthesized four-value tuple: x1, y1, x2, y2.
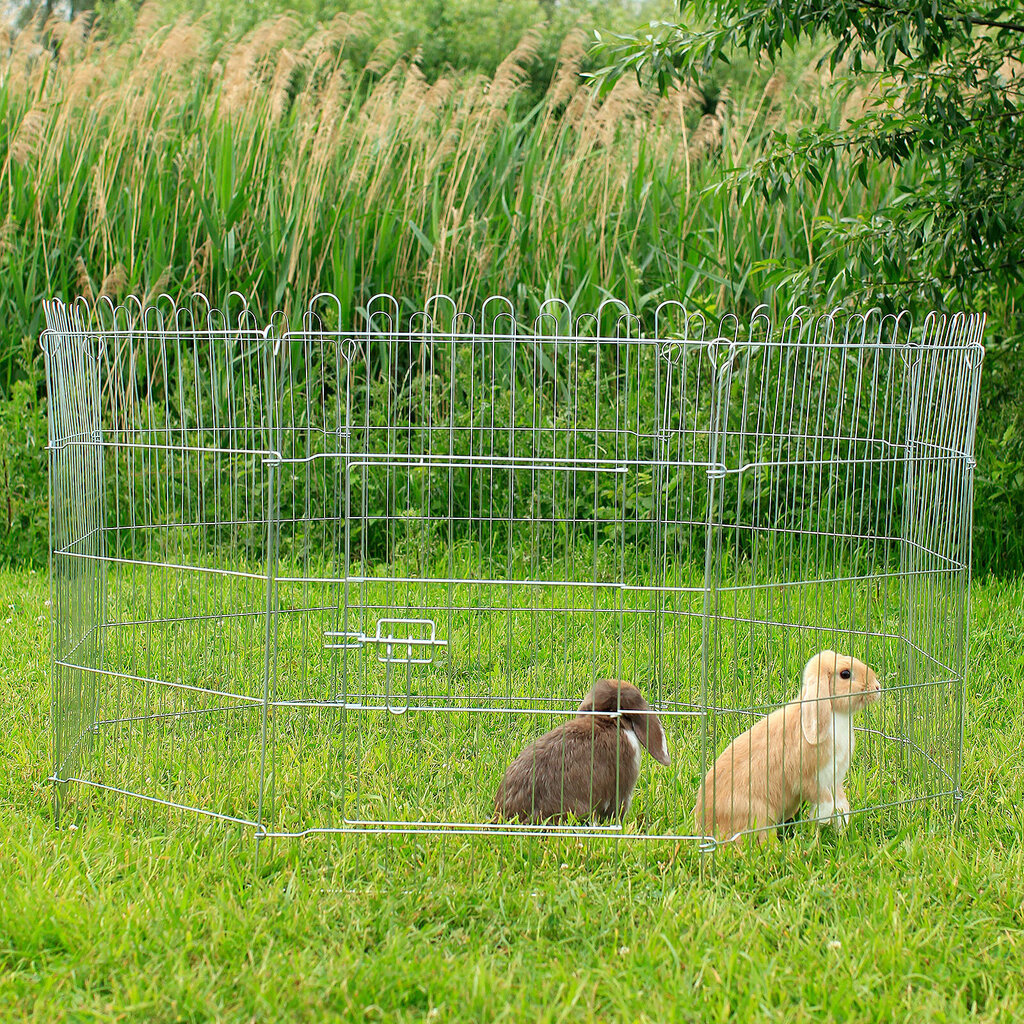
(840, 669, 851, 680)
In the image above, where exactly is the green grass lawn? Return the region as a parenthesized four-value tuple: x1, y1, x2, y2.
(2, 565, 1023, 1022)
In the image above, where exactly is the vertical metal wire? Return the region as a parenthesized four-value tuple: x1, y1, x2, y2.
(256, 327, 280, 849)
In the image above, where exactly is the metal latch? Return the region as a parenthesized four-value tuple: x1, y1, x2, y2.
(325, 618, 447, 715)
(366, 618, 447, 665)
(324, 618, 447, 665)
(324, 631, 365, 650)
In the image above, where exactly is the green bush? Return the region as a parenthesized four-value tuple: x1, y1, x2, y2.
(0, 344, 48, 566)
(973, 342, 1024, 576)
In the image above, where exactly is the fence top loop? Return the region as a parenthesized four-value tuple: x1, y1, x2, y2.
(39, 292, 987, 352)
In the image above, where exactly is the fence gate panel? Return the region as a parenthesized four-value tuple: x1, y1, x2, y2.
(300, 320, 689, 834)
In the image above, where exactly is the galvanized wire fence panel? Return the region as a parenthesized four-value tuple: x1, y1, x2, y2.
(42, 295, 985, 848)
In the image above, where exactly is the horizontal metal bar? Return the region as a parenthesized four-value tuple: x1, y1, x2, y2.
(70, 671, 960, 725)
(347, 455, 632, 472)
(100, 604, 342, 629)
(52, 549, 267, 581)
(263, 332, 980, 352)
(255, 825, 632, 839)
(257, 819, 624, 838)
(52, 777, 262, 830)
(854, 726, 956, 785)
(285, 574, 626, 588)
(705, 788, 957, 847)
(54, 661, 265, 705)
(46, 424, 904, 444)
(364, 636, 448, 648)
(270, 700, 705, 716)
(703, 674, 960, 718)
(72, 681, 961, 724)
(93, 703, 261, 728)
(255, 791, 954, 842)
(52, 622, 102, 664)
(49, 439, 279, 458)
(53, 728, 93, 780)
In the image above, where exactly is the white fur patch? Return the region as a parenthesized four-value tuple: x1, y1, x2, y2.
(656, 728, 669, 765)
(623, 727, 642, 775)
(816, 710, 854, 815)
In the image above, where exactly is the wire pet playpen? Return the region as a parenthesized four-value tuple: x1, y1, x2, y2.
(43, 294, 985, 849)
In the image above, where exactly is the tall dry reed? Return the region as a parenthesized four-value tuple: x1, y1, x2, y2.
(1, 1, 897, 370)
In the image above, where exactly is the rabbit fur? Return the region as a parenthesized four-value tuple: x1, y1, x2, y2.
(494, 679, 670, 824)
(695, 650, 881, 844)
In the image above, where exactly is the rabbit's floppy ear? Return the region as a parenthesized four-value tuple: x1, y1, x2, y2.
(634, 710, 671, 765)
(800, 651, 835, 746)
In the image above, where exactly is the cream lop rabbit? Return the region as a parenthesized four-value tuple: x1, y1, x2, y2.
(695, 650, 881, 844)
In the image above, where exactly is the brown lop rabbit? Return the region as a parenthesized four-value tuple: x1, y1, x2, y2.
(695, 650, 881, 844)
(494, 679, 671, 824)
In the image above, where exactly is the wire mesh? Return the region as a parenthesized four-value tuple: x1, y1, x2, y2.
(42, 294, 985, 849)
